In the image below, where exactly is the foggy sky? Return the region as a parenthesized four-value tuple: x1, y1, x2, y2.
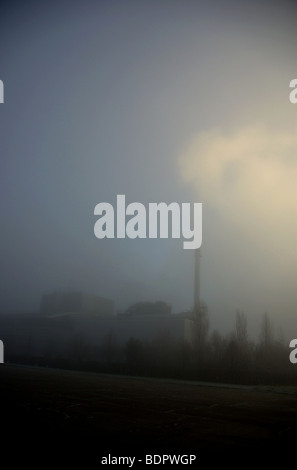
(0, 0, 296, 339)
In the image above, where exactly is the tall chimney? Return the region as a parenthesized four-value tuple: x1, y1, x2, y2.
(194, 248, 201, 315)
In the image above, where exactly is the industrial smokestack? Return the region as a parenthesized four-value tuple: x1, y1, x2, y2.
(194, 248, 201, 316)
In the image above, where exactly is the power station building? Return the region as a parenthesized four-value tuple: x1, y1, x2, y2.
(40, 291, 114, 317)
(0, 249, 204, 361)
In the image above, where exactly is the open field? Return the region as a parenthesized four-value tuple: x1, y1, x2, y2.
(0, 364, 296, 466)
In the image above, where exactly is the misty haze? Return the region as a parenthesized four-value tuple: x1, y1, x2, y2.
(0, 0, 296, 467)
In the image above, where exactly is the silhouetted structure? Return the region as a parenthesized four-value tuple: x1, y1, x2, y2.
(1, 251, 207, 363)
(194, 248, 201, 315)
(40, 291, 114, 316)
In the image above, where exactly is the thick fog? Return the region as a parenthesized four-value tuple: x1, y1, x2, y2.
(0, 0, 296, 339)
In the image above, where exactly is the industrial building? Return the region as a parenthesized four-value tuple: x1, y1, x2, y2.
(40, 291, 114, 317)
(0, 249, 204, 362)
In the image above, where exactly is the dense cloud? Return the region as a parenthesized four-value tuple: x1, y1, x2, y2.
(179, 126, 297, 336)
(0, 0, 296, 339)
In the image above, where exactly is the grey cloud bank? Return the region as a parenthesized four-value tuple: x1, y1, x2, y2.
(0, 0, 296, 339)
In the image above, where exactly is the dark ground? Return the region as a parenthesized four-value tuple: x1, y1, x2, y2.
(0, 364, 296, 467)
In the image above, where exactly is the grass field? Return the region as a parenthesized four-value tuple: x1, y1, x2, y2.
(0, 364, 296, 466)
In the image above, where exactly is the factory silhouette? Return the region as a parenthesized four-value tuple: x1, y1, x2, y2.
(0, 248, 294, 386)
(0, 249, 207, 365)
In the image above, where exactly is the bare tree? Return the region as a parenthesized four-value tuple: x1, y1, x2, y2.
(259, 312, 273, 349)
(193, 301, 209, 353)
(235, 309, 248, 345)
